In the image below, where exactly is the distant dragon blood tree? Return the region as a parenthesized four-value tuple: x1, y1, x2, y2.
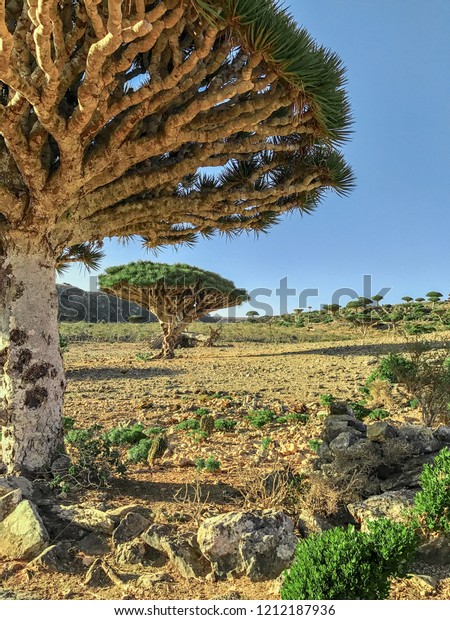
(100, 261, 248, 358)
(0, 0, 354, 474)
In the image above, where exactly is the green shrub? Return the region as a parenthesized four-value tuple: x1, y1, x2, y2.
(176, 419, 200, 431)
(65, 425, 126, 484)
(104, 423, 147, 446)
(348, 401, 372, 420)
(135, 352, 153, 361)
(127, 438, 153, 464)
(59, 333, 69, 351)
(195, 456, 221, 472)
(414, 447, 450, 534)
(195, 408, 210, 416)
(368, 408, 389, 421)
(308, 439, 322, 452)
(247, 409, 275, 428)
(281, 520, 418, 600)
(319, 394, 335, 407)
(261, 437, 272, 451)
(285, 413, 309, 424)
(214, 419, 237, 432)
(62, 416, 76, 431)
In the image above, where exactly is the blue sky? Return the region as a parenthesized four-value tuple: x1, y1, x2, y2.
(60, 0, 450, 315)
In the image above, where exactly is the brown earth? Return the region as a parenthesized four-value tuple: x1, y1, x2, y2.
(2, 333, 450, 600)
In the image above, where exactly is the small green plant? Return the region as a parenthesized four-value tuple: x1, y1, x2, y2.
(409, 398, 420, 409)
(195, 407, 210, 416)
(260, 437, 272, 451)
(308, 439, 322, 452)
(135, 352, 153, 361)
(188, 429, 208, 444)
(348, 400, 372, 420)
(285, 412, 309, 424)
(176, 419, 200, 431)
(127, 438, 153, 464)
(214, 419, 237, 432)
(59, 333, 69, 351)
(49, 474, 71, 494)
(247, 409, 275, 428)
(62, 416, 76, 431)
(196, 456, 221, 472)
(367, 408, 389, 421)
(65, 424, 126, 484)
(104, 423, 147, 446)
(319, 394, 335, 408)
(414, 447, 450, 534)
(281, 519, 418, 600)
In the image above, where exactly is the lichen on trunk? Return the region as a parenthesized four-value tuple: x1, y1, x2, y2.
(0, 239, 65, 475)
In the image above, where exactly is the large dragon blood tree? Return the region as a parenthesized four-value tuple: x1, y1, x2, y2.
(0, 0, 354, 474)
(99, 261, 248, 358)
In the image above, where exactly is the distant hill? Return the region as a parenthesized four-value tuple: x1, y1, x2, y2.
(57, 284, 155, 323)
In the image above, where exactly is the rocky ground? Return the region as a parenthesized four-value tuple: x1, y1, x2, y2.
(1, 331, 449, 600)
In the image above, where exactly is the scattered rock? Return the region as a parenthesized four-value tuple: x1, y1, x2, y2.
(30, 542, 74, 572)
(77, 532, 111, 556)
(218, 591, 243, 600)
(115, 540, 165, 566)
(112, 512, 151, 547)
(416, 536, 450, 565)
(136, 572, 174, 587)
(367, 422, 398, 443)
(84, 558, 124, 588)
(142, 524, 209, 579)
(434, 426, 450, 444)
(410, 574, 439, 590)
(50, 455, 72, 476)
(323, 415, 366, 444)
(0, 500, 49, 560)
(347, 490, 415, 531)
(329, 430, 363, 455)
(397, 425, 443, 454)
(55, 504, 116, 534)
(0, 476, 34, 500)
(0, 489, 22, 521)
(297, 510, 333, 537)
(197, 510, 297, 581)
(107, 504, 152, 520)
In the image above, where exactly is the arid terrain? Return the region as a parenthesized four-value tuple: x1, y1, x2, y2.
(1, 324, 450, 600)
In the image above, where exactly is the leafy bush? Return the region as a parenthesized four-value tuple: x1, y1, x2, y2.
(195, 456, 221, 472)
(414, 447, 450, 534)
(176, 419, 200, 431)
(282, 520, 418, 600)
(319, 394, 335, 407)
(65, 425, 126, 484)
(308, 439, 322, 452)
(214, 419, 237, 432)
(127, 438, 153, 464)
(247, 409, 276, 428)
(367, 408, 389, 421)
(104, 423, 147, 446)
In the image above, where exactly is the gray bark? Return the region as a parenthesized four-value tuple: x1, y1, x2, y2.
(0, 238, 65, 475)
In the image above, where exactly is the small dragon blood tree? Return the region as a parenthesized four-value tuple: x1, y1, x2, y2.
(99, 261, 248, 358)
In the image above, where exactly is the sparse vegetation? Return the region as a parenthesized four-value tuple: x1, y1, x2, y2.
(414, 447, 450, 534)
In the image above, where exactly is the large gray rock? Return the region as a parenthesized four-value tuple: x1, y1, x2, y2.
(112, 512, 151, 547)
(367, 422, 398, 443)
(141, 524, 208, 579)
(0, 500, 49, 560)
(323, 415, 366, 444)
(30, 543, 74, 572)
(329, 430, 363, 455)
(434, 426, 450, 444)
(54, 504, 116, 534)
(416, 536, 450, 565)
(0, 489, 22, 522)
(0, 476, 34, 500)
(197, 510, 297, 581)
(397, 425, 443, 454)
(347, 490, 416, 531)
(115, 540, 164, 566)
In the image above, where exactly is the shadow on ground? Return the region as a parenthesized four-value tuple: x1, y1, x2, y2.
(67, 367, 184, 381)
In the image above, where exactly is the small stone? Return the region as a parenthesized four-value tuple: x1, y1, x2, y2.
(77, 533, 111, 556)
(55, 504, 116, 534)
(367, 422, 398, 443)
(0, 477, 34, 500)
(0, 500, 49, 560)
(417, 536, 450, 565)
(297, 510, 333, 537)
(136, 572, 174, 587)
(410, 574, 439, 589)
(434, 426, 450, 444)
(106, 504, 152, 520)
(329, 430, 363, 455)
(112, 512, 151, 547)
(0, 489, 22, 521)
(115, 540, 164, 566)
(50, 455, 72, 476)
(30, 543, 73, 572)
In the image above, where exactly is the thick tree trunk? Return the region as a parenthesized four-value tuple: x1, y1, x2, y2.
(159, 322, 186, 359)
(0, 239, 65, 475)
